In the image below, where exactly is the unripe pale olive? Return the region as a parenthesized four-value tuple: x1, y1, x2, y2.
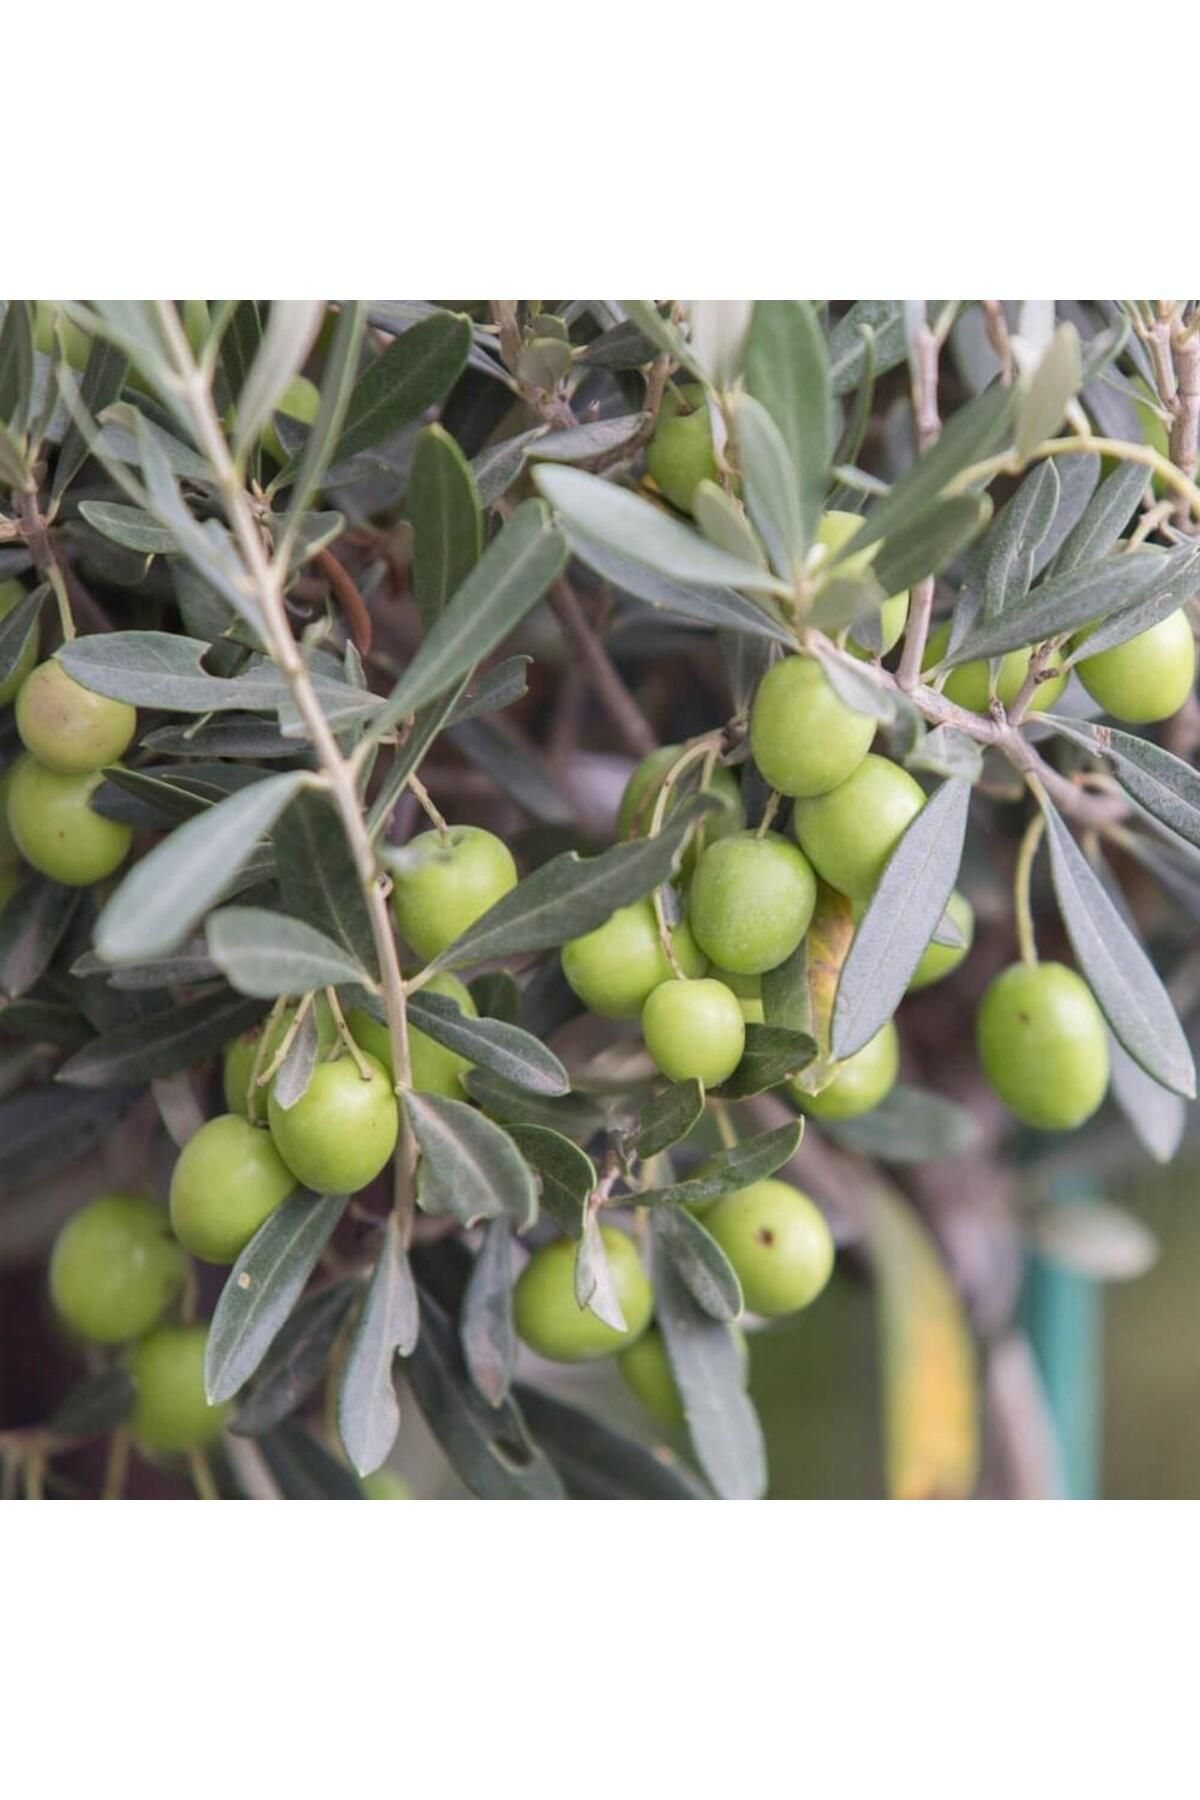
(641, 977, 746, 1087)
(16, 658, 137, 773)
(688, 831, 817, 975)
(923, 622, 1067, 715)
(644, 385, 717, 515)
(169, 1114, 296, 1264)
(792, 753, 925, 903)
(701, 1179, 834, 1317)
(816, 511, 911, 656)
(222, 996, 338, 1116)
(749, 654, 876, 798)
(125, 1323, 229, 1454)
(268, 1051, 399, 1194)
(514, 1227, 653, 1362)
(0, 580, 38, 706)
(49, 1192, 186, 1344)
(791, 1020, 899, 1120)
(6, 756, 133, 886)
(348, 972, 479, 1097)
(390, 826, 518, 962)
(977, 961, 1109, 1130)
(1072, 609, 1196, 724)
(910, 891, 975, 991)
(562, 898, 707, 1019)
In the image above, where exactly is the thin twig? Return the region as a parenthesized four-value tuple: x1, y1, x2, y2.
(548, 577, 657, 757)
(314, 546, 372, 655)
(897, 324, 942, 691)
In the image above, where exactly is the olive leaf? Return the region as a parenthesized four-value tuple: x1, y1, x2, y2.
(406, 1091, 539, 1230)
(337, 1216, 420, 1477)
(461, 1218, 517, 1407)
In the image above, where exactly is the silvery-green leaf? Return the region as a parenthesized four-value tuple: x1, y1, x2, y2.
(654, 1204, 743, 1322)
(0, 584, 46, 694)
(372, 499, 568, 732)
(426, 791, 718, 972)
(743, 300, 832, 554)
(0, 875, 81, 999)
(693, 480, 767, 567)
(527, 413, 645, 463)
(505, 1124, 595, 1235)
(1107, 1032, 1187, 1166)
(563, 523, 793, 642)
(77, 502, 178, 555)
(94, 772, 309, 963)
(716, 1025, 818, 1099)
(232, 1280, 359, 1437)
(1060, 549, 1200, 665)
(408, 422, 483, 630)
(653, 1225, 765, 1500)
(207, 1190, 347, 1404)
(906, 725, 983, 782)
(337, 1215, 419, 1475)
(1038, 796, 1195, 1098)
(408, 989, 569, 1095)
(407, 1091, 538, 1230)
(55, 990, 265, 1088)
(1043, 715, 1200, 849)
(1051, 461, 1151, 577)
(734, 390, 807, 580)
(271, 1004, 319, 1112)
(833, 779, 970, 1059)
(637, 1120, 802, 1208)
(534, 463, 791, 598)
(207, 907, 371, 999)
(636, 1079, 705, 1158)
(461, 1218, 516, 1406)
(276, 301, 365, 550)
(828, 301, 908, 396)
(872, 490, 992, 594)
(978, 459, 1060, 621)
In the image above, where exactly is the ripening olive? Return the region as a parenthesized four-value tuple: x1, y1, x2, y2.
(641, 977, 746, 1087)
(390, 826, 518, 963)
(644, 385, 718, 514)
(701, 1179, 835, 1317)
(49, 1192, 186, 1344)
(561, 899, 707, 1020)
(268, 1051, 399, 1194)
(791, 1020, 899, 1120)
(125, 1324, 229, 1454)
(792, 753, 925, 903)
(0, 581, 38, 706)
(922, 622, 1067, 715)
(749, 654, 876, 798)
(910, 890, 975, 991)
(16, 658, 137, 774)
(977, 961, 1110, 1130)
(688, 831, 817, 975)
(169, 1114, 296, 1264)
(1072, 609, 1196, 724)
(514, 1227, 653, 1362)
(6, 756, 133, 885)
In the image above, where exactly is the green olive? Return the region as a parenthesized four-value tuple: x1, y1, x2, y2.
(977, 961, 1109, 1130)
(641, 977, 746, 1087)
(701, 1179, 834, 1316)
(644, 385, 717, 514)
(125, 1324, 230, 1454)
(514, 1227, 653, 1362)
(792, 754, 925, 903)
(6, 756, 133, 886)
(749, 654, 876, 798)
(910, 891, 975, 991)
(688, 831, 817, 975)
(791, 1021, 899, 1120)
(923, 622, 1067, 714)
(1072, 609, 1196, 724)
(222, 996, 338, 1116)
(169, 1114, 296, 1264)
(268, 1052, 399, 1194)
(348, 972, 479, 1097)
(816, 511, 910, 656)
(562, 898, 706, 1020)
(49, 1192, 186, 1344)
(16, 658, 137, 774)
(390, 826, 518, 963)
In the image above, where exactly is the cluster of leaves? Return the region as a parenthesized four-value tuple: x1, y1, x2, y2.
(2, 299, 1198, 1502)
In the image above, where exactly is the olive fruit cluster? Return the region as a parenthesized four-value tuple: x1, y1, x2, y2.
(512, 1178, 835, 1429)
(2, 633, 137, 888)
